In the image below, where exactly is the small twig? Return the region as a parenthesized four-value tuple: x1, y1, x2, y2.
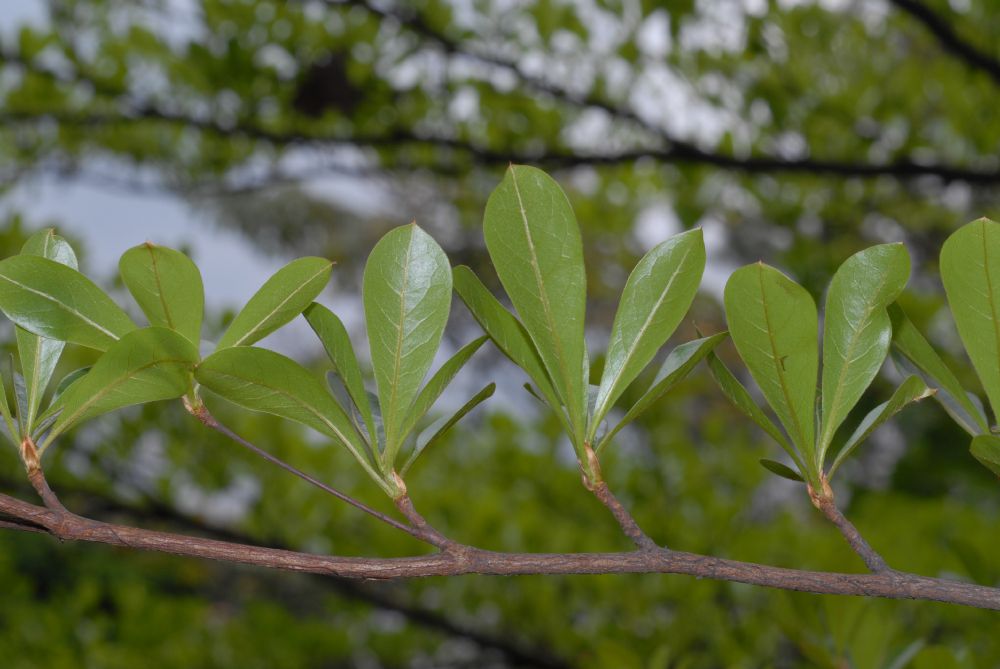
(186, 403, 428, 544)
(390, 474, 460, 552)
(809, 480, 890, 573)
(581, 444, 659, 551)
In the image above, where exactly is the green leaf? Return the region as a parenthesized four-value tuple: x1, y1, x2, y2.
(453, 265, 565, 427)
(940, 218, 1000, 421)
(304, 303, 376, 446)
(970, 434, 1000, 477)
(759, 458, 804, 482)
(0, 255, 135, 351)
(41, 328, 199, 448)
(400, 383, 495, 475)
(216, 257, 333, 350)
(819, 243, 910, 455)
(597, 333, 726, 451)
(724, 263, 818, 463)
(483, 165, 588, 443)
(0, 368, 15, 442)
(706, 350, 803, 470)
(195, 346, 377, 482)
(120, 242, 205, 346)
(363, 224, 451, 462)
(827, 376, 933, 476)
(21, 228, 78, 270)
(888, 303, 988, 435)
(397, 336, 487, 451)
(16, 228, 79, 432)
(591, 228, 706, 438)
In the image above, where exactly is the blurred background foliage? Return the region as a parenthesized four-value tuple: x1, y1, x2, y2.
(1, 0, 1000, 666)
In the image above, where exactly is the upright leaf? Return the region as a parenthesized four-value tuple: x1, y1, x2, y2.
(120, 243, 205, 345)
(0, 255, 134, 351)
(400, 382, 495, 475)
(304, 303, 376, 445)
(724, 263, 818, 462)
(0, 370, 15, 442)
(483, 165, 588, 442)
(940, 219, 1000, 420)
(591, 228, 706, 437)
(363, 224, 451, 459)
(216, 257, 333, 349)
(42, 328, 198, 448)
(820, 243, 910, 454)
(827, 376, 933, 476)
(17, 228, 79, 431)
(888, 303, 989, 435)
(196, 347, 376, 480)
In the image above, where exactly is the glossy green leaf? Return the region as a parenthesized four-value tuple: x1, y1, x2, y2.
(483, 165, 588, 442)
(16, 228, 79, 431)
(0, 255, 135, 351)
(42, 328, 198, 448)
(591, 228, 705, 438)
(820, 243, 910, 455)
(888, 303, 988, 435)
(216, 257, 333, 349)
(970, 434, 1000, 477)
(120, 242, 205, 345)
(940, 219, 1000, 421)
(400, 382, 495, 475)
(453, 266, 565, 422)
(706, 350, 803, 470)
(0, 367, 15, 442)
(196, 347, 378, 480)
(827, 376, 933, 476)
(363, 224, 452, 460)
(304, 303, 375, 445)
(597, 333, 726, 451)
(397, 336, 487, 451)
(725, 263, 818, 462)
(759, 459, 803, 482)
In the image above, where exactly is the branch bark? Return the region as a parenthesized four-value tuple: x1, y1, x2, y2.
(2, 489, 999, 609)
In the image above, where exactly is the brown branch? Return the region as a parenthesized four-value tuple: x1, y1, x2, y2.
(889, 0, 1000, 86)
(809, 480, 890, 574)
(582, 445, 659, 551)
(2, 490, 999, 609)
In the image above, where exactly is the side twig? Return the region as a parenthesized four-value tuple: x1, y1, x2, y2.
(582, 445, 659, 551)
(810, 479, 890, 573)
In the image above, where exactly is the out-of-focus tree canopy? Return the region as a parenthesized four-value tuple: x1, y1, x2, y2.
(1, 1, 1000, 667)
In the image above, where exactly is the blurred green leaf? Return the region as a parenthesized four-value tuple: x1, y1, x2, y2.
(820, 243, 909, 455)
(970, 434, 1000, 477)
(725, 263, 818, 466)
(591, 228, 705, 438)
(483, 165, 588, 444)
(363, 223, 451, 463)
(120, 243, 205, 346)
(216, 257, 332, 349)
(0, 255, 134, 351)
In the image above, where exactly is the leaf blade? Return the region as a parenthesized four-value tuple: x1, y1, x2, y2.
(592, 228, 706, 436)
(120, 243, 205, 346)
(216, 257, 333, 350)
(970, 434, 1000, 477)
(400, 382, 495, 475)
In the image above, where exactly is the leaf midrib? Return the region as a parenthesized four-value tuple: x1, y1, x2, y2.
(230, 263, 330, 347)
(146, 245, 175, 330)
(0, 273, 120, 343)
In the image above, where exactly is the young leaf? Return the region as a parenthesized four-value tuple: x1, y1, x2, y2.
(120, 243, 205, 346)
(21, 228, 78, 270)
(363, 224, 451, 460)
(597, 333, 726, 451)
(396, 336, 488, 449)
(724, 263, 818, 463)
(940, 219, 1000, 421)
(304, 303, 376, 445)
(820, 243, 910, 455)
(453, 266, 565, 424)
(216, 257, 333, 350)
(0, 255, 135, 351)
(0, 367, 16, 442)
(970, 434, 1000, 477)
(483, 165, 588, 442)
(888, 303, 989, 435)
(591, 228, 706, 438)
(195, 346, 376, 479)
(760, 458, 804, 482)
(827, 376, 933, 476)
(41, 328, 199, 448)
(16, 229, 80, 431)
(400, 382, 495, 475)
